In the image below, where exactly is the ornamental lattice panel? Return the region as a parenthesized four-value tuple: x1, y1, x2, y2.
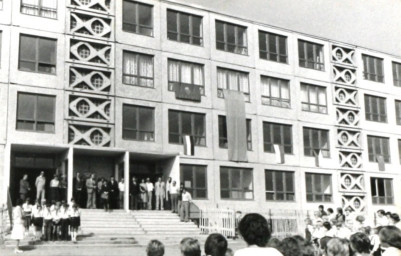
(70, 39, 111, 66)
(69, 95, 111, 121)
(339, 151, 362, 169)
(337, 129, 361, 148)
(332, 45, 356, 66)
(340, 173, 364, 192)
(70, 12, 112, 39)
(332, 66, 357, 85)
(334, 86, 358, 107)
(71, 0, 111, 13)
(69, 66, 112, 93)
(342, 195, 366, 213)
(336, 108, 360, 127)
(69, 124, 111, 147)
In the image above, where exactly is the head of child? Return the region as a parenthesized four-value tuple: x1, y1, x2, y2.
(204, 233, 227, 256)
(180, 238, 201, 256)
(146, 240, 164, 256)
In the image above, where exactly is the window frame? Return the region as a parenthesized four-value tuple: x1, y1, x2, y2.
(16, 92, 56, 133)
(298, 40, 324, 71)
(122, 50, 154, 88)
(263, 122, 293, 154)
(217, 67, 250, 102)
(364, 95, 387, 123)
(393, 62, 401, 87)
(122, 104, 155, 142)
(168, 110, 206, 146)
(180, 164, 208, 199)
(167, 59, 205, 95)
(303, 127, 330, 157)
(367, 135, 390, 163)
(301, 83, 327, 114)
(261, 75, 290, 108)
(215, 20, 248, 55)
(220, 167, 254, 200)
(258, 30, 288, 63)
(18, 34, 57, 74)
(395, 100, 401, 125)
(20, 0, 58, 19)
(265, 170, 295, 201)
(305, 173, 332, 202)
(218, 115, 252, 151)
(362, 54, 384, 83)
(122, 0, 153, 36)
(371, 177, 393, 205)
(167, 9, 203, 46)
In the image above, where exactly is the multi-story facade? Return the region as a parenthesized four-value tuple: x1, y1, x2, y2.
(0, 0, 400, 222)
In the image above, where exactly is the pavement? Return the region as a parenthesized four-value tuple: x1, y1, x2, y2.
(0, 239, 246, 256)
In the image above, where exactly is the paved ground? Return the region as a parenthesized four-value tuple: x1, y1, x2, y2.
(0, 239, 246, 256)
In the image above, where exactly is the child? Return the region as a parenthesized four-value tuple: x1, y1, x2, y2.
(43, 203, 53, 241)
(60, 202, 70, 241)
(146, 239, 165, 256)
(52, 203, 61, 241)
(31, 204, 43, 241)
(22, 198, 33, 235)
(69, 204, 81, 243)
(180, 237, 201, 256)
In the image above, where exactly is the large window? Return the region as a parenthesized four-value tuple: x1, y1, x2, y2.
(215, 20, 247, 55)
(181, 165, 207, 199)
(218, 116, 252, 150)
(217, 68, 250, 101)
(122, 51, 154, 87)
(220, 167, 253, 200)
(265, 170, 295, 201)
(19, 35, 56, 74)
(363, 55, 384, 82)
(168, 59, 204, 95)
(393, 62, 401, 87)
(398, 139, 401, 164)
(17, 93, 55, 132)
(122, 104, 154, 141)
(395, 100, 401, 125)
(371, 178, 393, 205)
(122, 1, 153, 36)
(364, 95, 387, 123)
(167, 10, 202, 46)
(305, 173, 332, 202)
(168, 110, 206, 146)
(301, 83, 327, 114)
(367, 135, 390, 163)
(298, 40, 324, 71)
(21, 0, 57, 19)
(263, 122, 292, 154)
(303, 127, 330, 157)
(261, 76, 290, 108)
(258, 31, 287, 63)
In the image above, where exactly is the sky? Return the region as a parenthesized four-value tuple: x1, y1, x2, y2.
(172, 0, 401, 57)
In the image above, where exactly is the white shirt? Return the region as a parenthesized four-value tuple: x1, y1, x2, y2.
(22, 203, 32, 213)
(170, 184, 179, 194)
(166, 182, 171, 193)
(118, 182, 125, 192)
(382, 247, 401, 256)
(182, 191, 192, 202)
(336, 227, 352, 239)
(146, 182, 154, 192)
(234, 246, 283, 256)
(377, 216, 390, 226)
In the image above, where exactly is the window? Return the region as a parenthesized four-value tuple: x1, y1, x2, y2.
(362, 55, 384, 82)
(261, 76, 290, 108)
(393, 62, 401, 87)
(301, 83, 327, 114)
(371, 178, 393, 205)
(258, 31, 287, 63)
(398, 139, 401, 163)
(263, 122, 292, 154)
(215, 20, 247, 55)
(364, 95, 387, 122)
(395, 100, 401, 125)
(168, 110, 205, 146)
(0, 0, 3, 10)
(298, 40, 324, 71)
(21, 0, 57, 19)
(122, 104, 154, 141)
(122, 1, 153, 36)
(265, 170, 295, 201)
(305, 173, 332, 202)
(217, 68, 250, 101)
(218, 116, 252, 150)
(181, 165, 207, 199)
(367, 135, 390, 163)
(168, 59, 204, 95)
(19, 35, 56, 74)
(167, 10, 202, 46)
(122, 51, 154, 87)
(303, 127, 330, 157)
(220, 167, 253, 200)
(17, 93, 55, 132)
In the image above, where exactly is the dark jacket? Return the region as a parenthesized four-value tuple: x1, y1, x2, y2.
(19, 179, 30, 194)
(109, 181, 119, 195)
(130, 182, 140, 196)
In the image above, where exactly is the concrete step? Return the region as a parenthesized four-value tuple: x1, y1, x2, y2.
(82, 229, 145, 235)
(83, 224, 141, 228)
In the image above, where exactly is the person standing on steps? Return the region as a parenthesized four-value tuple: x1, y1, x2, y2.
(155, 177, 165, 210)
(19, 174, 31, 201)
(49, 174, 60, 202)
(146, 178, 154, 210)
(11, 199, 25, 254)
(109, 176, 119, 209)
(118, 178, 125, 209)
(170, 180, 179, 213)
(139, 179, 147, 210)
(177, 183, 184, 218)
(86, 173, 96, 209)
(165, 177, 172, 210)
(73, 172, 84, 207)
(180, 188, 192, 222)
(35, 171, 46, 202)
(130, 177, 140, 210)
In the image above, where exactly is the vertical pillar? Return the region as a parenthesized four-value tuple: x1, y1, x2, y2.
(124, 151, 130, 212)
(171, 155, 180, 184)
(114, 163, 119, 181)
(3, 143, 11, 205)
(67, 147, 74, 203)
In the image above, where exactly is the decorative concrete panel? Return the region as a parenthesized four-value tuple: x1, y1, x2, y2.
(70, 12, 112, 39)
(340, 173, 364, 192)
(68, 124, 111, 147)
(342, 195, 366, 213)
(332, 65, 357, 85)
(337, 129, 361, 148)
(70, 39, 111, 66)
(69, 66, 112, 93)
(331, 45, 356, 66)
(71, 0, 111, 13)
(334, 86, 358, 106)
(69, 95, 111, 121)
(336, 108, 359, 127)
(339, 151, 362, 169)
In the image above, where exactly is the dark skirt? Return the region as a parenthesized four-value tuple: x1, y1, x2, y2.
(33, 217, 43, 227)
(61, 218, 70, 226)
(70, 217, 80, 228)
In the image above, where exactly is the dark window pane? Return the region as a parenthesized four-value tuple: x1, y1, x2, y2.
(138, 4, 152, 27)
(36, 96, 55, 122)
(17, 94, 35, 120)
(192, 16, 202, 37)
(39, 38, 56, 64)
(179, 13, 190, 35)
(167, 11, 177, 32)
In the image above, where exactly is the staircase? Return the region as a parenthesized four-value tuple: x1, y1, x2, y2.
(4, 209, 204, 247)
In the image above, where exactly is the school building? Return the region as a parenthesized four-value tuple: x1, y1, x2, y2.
(0, 0, 400, 222)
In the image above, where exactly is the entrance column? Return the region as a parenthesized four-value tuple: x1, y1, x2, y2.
(124, 151, 130, 212)
(67, 146, 74, 203)
(3, 143, 11, 204)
